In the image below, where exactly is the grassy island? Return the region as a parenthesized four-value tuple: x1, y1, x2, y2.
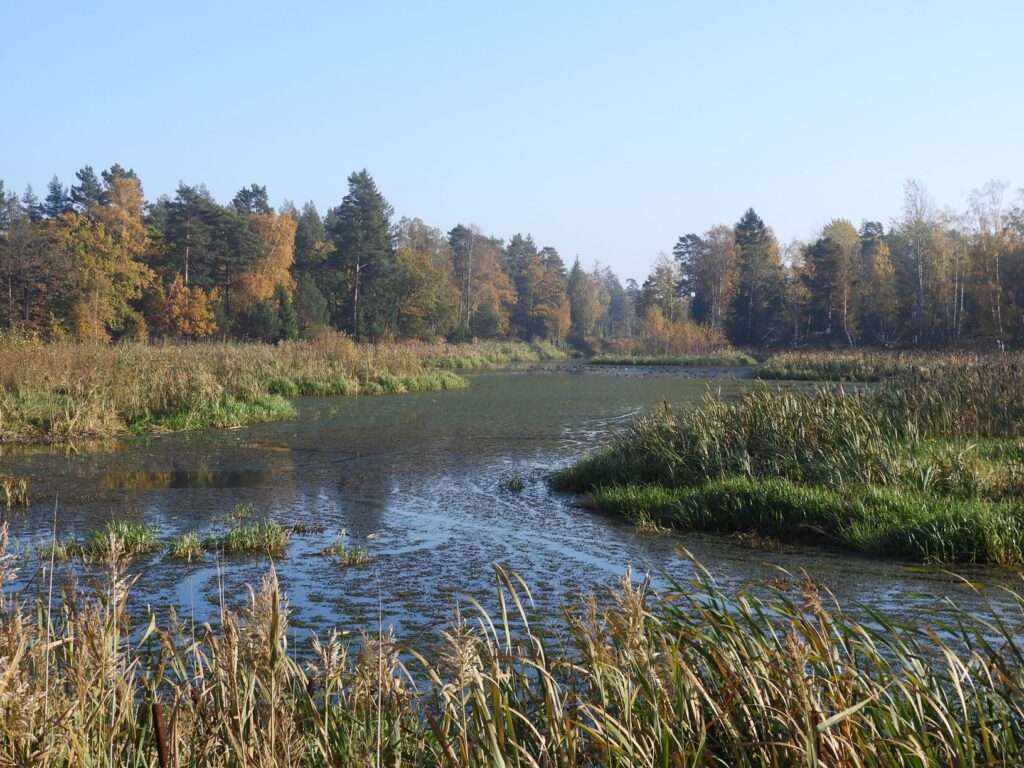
(553, 352, 1024, 563)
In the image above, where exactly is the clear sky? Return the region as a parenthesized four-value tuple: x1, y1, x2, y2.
(3, 1, 1022, 280)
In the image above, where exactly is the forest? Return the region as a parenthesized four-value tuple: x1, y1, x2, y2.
(1, 167, 1023, 351)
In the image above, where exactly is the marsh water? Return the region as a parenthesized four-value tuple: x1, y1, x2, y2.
(1, 362, 1020, 637)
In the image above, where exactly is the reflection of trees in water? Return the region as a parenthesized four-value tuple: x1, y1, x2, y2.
(107, 451, 306, 532)
(0, 438, 123, 460)
(335, 460, 396, 534)
(98, 468, 275, 491)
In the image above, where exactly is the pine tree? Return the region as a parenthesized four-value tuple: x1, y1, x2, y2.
(276, 284, 299, 340)
(326, 170, 395, 339)
(293, 274, 330, 338)
(728, 208, 785, 346)
(21, 186, 41, 222)
(232, 184, 272, 215)
(42, 176, 70, 218)
(71, 166, 104, 211)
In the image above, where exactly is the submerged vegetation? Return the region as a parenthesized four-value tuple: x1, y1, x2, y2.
(29, 503, 340, 564)
(554, 353, 1024, 563)
(0, 529, 1022, 765)
(498, 473, 525, 492)
(0, 335, 565, 443)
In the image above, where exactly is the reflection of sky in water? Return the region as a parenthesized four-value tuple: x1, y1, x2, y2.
(2, 363, 1021, 641)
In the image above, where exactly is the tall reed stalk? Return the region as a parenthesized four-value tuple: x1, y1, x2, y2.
(0, 527, 1021, 765)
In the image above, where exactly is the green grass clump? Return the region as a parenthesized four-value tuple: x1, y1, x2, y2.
(128, 395, 297, 433)
(36, 535, 79, 563)
(81, 520, 160, 560)
(591, 353, 757, 366)
(214, 520, 291, 556)
(323, 533, 372, 566)
(0, 476, 28, 509)
(167, 530, 203, 562)
(587, 479, 1024, 564)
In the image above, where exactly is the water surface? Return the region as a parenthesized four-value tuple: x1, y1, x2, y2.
(2, 363, 1019, 638)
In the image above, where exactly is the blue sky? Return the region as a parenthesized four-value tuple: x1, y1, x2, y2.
(2, 1, 1022, 280)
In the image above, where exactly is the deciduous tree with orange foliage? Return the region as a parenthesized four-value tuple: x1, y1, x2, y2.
(147, 275, 218, 339)
(234, 211, 297, 313)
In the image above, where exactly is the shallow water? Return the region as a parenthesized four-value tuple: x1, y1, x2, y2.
(1, 362, 1020, 639)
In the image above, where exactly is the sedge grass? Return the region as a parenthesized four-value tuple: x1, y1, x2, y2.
(499, 473, 525, 492)
(586, 478, 1024, 563)
(213, 519, 291, 556)
(167, 530, 203, 562)
(81, 520, 160, 560)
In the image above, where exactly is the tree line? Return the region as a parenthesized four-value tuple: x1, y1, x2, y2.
(675, 181, 1024, 350)
(1, 167, 1021, 349)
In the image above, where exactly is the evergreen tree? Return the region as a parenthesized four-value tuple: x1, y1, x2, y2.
(540, 246, 566, 277)
(232, 184, 272, 215)
(293, 273, 330, 338)
(470, 296, 501, 338)
(325, 170, 395, 339)
(673, 225, 738, 330)
(101, 164, 138, 187)
(21, 186, 41, 222)
(728, 208, 786, 346)
(276, 283, 299, 340)
(292, 201, 330, 273)
(42, 176, 70, 218)
(506, 233, 538, 337)
(240, 298, 281, 342)
(801, 236, 841, 339)
(71, 166, 104, 211)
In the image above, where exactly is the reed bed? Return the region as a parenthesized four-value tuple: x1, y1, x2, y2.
(590, 352, 757, 367)
(0, 526, 1022, 766)
(0, 336, 566, 442)
(553, 355, 1024, 563)
(584, 323, 732, 359)
(430, 339, 568, 369)
(757, 348, 1024, 382)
